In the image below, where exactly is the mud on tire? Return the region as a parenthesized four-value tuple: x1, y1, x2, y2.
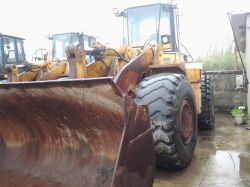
(198, 74, 215, 130)
(135, 74, 198, 169)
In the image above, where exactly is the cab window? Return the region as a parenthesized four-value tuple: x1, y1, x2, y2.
(4, 37, 16, 63)
(16, 39, 25, 61)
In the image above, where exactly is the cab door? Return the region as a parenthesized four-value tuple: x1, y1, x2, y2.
(3, 37, 17, 65)
(0, 37, 4, 77)
(16, 38, 25, 63)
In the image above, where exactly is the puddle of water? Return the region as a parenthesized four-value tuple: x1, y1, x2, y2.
(154, 151, 250, 187)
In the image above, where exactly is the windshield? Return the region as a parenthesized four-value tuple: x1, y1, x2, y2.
(52, 33, 79, 61)
(0, 38, 2, 75)
(125, 4, 171, 47)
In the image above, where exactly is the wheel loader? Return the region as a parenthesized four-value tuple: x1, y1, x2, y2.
(0, 33, 62, 82)
(0, 34, 26, 79)
(0, 32, 97, 82)
(0, 3, 215, 187)
(49, 32, 96, 63)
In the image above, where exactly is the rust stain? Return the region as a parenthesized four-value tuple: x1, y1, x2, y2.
(114, 47, 153, 94)
(0, 78, 123, 187)
(0, 78, 155, 187)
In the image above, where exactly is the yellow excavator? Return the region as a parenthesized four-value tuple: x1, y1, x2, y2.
(0, 3, 214, 187)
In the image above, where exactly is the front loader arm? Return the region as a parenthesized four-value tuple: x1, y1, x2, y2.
(5, 62, 67, 82)
(114, 47, 154, 94)
(86, 46, 139, 78)
(38, 62, 67, 81)
(85, 45, 154, 94)
(5, 64, 40, 82)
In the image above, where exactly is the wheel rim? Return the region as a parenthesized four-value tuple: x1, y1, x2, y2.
(180, 99, 194, 144)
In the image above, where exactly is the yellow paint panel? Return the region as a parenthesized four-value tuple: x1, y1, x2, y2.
(154, 44, 181, 64)
(191, 82, 201, 114)
(186, 69, 201, 82)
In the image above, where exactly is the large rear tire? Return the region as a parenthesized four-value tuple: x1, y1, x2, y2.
(135, 74, 197, 169)
(198, 75, 215, 130)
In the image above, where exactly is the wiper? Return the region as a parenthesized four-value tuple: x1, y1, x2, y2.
(142, 33, 157, 49)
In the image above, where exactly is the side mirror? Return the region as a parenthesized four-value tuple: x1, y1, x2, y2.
(113, 8, 119, 16)
(183, 54, 193, 63)
(113, 8, 125, 17)
(47, 35, 53, 40)
(161, 34, 171, 44)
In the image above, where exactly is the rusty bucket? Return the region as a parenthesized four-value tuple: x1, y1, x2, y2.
(0, 78, 155, 187)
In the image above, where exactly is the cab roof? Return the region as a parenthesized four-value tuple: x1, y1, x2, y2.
(125, 3, 177, 11)
(0, 33, 25, 40)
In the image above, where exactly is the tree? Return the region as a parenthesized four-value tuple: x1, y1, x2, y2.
(194, 42, 245, 71)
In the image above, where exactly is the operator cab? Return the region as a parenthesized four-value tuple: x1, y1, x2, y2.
(114, 3, 186, 64)
(50, 32, 96, 64)
(0, 34, 26, 78)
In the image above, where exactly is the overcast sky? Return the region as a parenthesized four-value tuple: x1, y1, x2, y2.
(1, 0, 249, 60)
